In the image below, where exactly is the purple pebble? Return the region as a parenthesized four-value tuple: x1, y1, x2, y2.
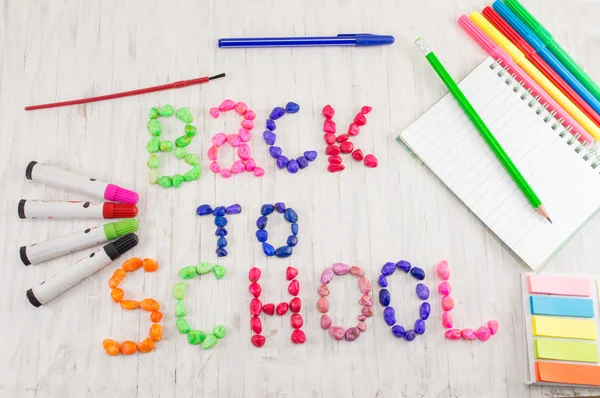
(383, 306, 396, 326)
(287, 159, 299, 173)
(392, 325, 405, 338)
(419, 302, 431, 320)
(274, 202, 286, 213)
(404, 330, 417, 341)
(381, 262, 396, 276)
(378, 274, 388, 287)
(296, 156, 309, 169)
(396, 260, 411, 272)
(225, 204, 241, 214)
(266, 119, 276, 131)
(269, 107, 286, 120)
(269, 146, 282, 158)
(414, 319, 426, 334)
(410, 267, 425, 281)
(276, 155, 289, 169)
(285, 102, 300, 114)
(304, 150, 318, 161)
(263, 131, 276, 145)
(416, 283, 430, 300)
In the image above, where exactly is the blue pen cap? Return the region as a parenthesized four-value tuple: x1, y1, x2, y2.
(339, 34, 395, 47)
(493, 1, 545, 51)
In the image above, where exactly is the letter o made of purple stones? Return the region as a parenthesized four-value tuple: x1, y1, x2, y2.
(378, 260, 430, 341)
(256, 203, 298, 258)
(264, 102, 318, 173)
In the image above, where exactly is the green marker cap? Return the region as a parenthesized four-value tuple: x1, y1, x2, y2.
(104, 219, 139, 241)
(504, 0, 552, 43)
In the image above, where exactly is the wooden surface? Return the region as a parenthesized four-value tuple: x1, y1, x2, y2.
(1, 0, 600, 397)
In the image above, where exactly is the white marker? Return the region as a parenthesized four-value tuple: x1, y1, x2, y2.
(18, 200, 138, 219)
(26, 161, 139, 204)
(27, 233, 139, 306)
(20, 219, 139, 265)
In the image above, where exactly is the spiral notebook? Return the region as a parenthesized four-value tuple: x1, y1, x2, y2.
(397, 56, 600, 270)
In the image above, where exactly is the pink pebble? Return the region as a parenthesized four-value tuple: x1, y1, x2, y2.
(357, 315, 367, 321)
(320, 314, 332, 329)
(436, 260, 451, 280)
(238, 144, 251, 160)
(461, 329, 477, 340)
(442, 296, 454, 311)
(361, 306, 373, 317)
(477, 326, 491, 341)
(349, 266, 365, 277)
(361, 106, 372, 114)
(323, 119, 336, 134)
(347, 123, 360, 136)
(442, 311, 453, 329)
(238, 128, 251, 142)
(231, 160, 246, 173)
(364, 154, 378, 168)
(253, 167, 265, 177)
(332, 262, 350, 275)
(356, 322, 367, 332)
(244, 158, 256, 171)
(220, 168, 232, 178)
(235, 102, 248, 115)
(329, 326, 345, 341)
(208, 145, 218, 161)
(438, 281, 452, 296)
(209, 107, 220, 118)
(359, 294, 372, 306)
(244, 110, 256, 120)
(321, 268, 334, 284)
(227, 134, 242, 147)
(218, 99, 236, 111)
(209, 161, 221, 173)
(211, 133, 227, 146)
(241, 120, 254, 130)
(488, 320, 499, 335)
(358, 277, 371, 294)
(317, 284, 329, 297)
(445, 329, 462, 340)
(317, 297, 329, 313)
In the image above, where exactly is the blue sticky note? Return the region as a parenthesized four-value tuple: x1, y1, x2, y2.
(530, 295, 595, 318)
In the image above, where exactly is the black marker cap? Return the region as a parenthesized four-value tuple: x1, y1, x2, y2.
(27, 288, 42, 307)
(103, 233, 138, 261)
(18, 199, 26, 219)
(20, 246, 31, 266)
(25, 161, 37, 180)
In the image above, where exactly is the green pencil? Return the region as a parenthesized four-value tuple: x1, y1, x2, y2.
(415, 37, 551, 223)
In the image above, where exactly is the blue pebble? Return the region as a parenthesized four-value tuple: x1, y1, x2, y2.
(196, 204, 213, 216)
(410, 267, 425, 281)
(225, 204, 242, 214)
(216, 248, 228, 257)
(419, 302, 431, 320)
(404, 330, 417, 341)
(256, 216, 268, 230)
(297, 156, 309, 169)
(287, 235, 298, 247)
(213, 206, 225, 216)
(262, 242, 275, 256)
(381, 262, 396, 276)
(266, 119, 276, 131)
(269, 146, 283, 158)
(275, 202, 286, 213)
(270, 107, 286, 120)
(414, 319, 426, 335)
(416, 283, 430, 300)
(379, 289, 391, 306)
(378, 274, 388, 287)
(256, 230, 268, 242)
(275, 245, 293, 258)
(215, 227, 228, 236)
(383, 306, 396, 326)
(261, 204, 275, 216)
(276, 155, 289, 169)
(291, 223, 298, 235)
(287, 159, 299, 173)
(392, 325, 406, 338)
(304, 150, 318, 161)
(285, 101, 300, 114)
(284, 208, 298, 223)
(396, 260, 411, 272)
(263, 131, 277, 145)
(214, 216, 228, 227)
(217, 236, 227, 248)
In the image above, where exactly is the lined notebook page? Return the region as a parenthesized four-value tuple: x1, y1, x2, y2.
(400, 57, 600, 269)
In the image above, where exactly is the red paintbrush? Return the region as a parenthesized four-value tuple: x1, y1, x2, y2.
(25, 73, 226, 111)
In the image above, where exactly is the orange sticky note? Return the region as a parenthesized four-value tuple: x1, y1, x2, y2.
(528, 274, 591, 296)
(536, 362, 600, 386)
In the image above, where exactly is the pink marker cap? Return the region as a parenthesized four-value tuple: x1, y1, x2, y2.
(104, 184, 139, 204)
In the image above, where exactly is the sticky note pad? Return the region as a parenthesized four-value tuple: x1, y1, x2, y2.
(532, 316, 596, 340)
(534, 339, 599, 363)
(530, 296, 595, 318)
(536, 362, 600, 386)
(528, 275, 591, 297)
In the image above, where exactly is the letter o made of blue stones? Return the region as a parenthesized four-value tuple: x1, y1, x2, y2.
(378, 260, 430, 341)
(256, 203, 298, 258)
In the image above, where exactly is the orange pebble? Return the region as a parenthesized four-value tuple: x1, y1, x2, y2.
(150, 311, 163, 323)
(120, 300, 140, 310)
(149, 324, 163, 341)
(137, 338, 156, 353)
(142, 258, 159, 272)
(122, 257, 143, 272)
(111, 288, 124, 303)
(108, 268, 127, 289)
(103, 339, 120, 356)
(120, 341, 137, 355)
(140, 298, 160, 312)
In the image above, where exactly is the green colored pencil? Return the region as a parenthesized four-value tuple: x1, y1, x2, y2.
(415, 37, 551, 223)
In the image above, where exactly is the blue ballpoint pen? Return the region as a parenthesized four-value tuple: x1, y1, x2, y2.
(493, 1, 600, 117)
(218, 33, 395, 48)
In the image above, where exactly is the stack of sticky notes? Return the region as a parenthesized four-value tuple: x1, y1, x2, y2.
(521, 273, 600, 387)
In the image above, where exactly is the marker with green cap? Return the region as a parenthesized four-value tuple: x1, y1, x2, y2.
(19, 219, 139, 266)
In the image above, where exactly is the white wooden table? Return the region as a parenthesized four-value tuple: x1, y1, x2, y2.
(2, 0, 600, 396)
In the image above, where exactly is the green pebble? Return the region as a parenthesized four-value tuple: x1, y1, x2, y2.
(174, 147, 187, 159)
(147, 119, 162, 136)
(175, 135, 192, 148)
(146, 137, 161, 153)
(159, 104, 175, 117)
(201, 334, 218, 350)
(172, 174, 184, 188)
(157, 175, 173, 188)
(178, 265, 198, 280)
(175, 300, 187, 317)
(149, 107, 160, 119)
(176, 318, 190, 334)
(184, 165, 202, 181)
(212, 264, 226, 280)
(160, 140, 173, 152)
(176, 107, 194, 123)
(185, 124, 197, 137)
(196, 262, 213, 275)
(173, 282, 185, 300)
(185, 153, 199, 166)
(187, 330, 206, 345)
(149, 169, 158, 185)
(213, 325, 227, 339)
(147, 154, 160, 169)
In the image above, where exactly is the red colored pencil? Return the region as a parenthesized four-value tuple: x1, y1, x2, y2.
(25, 73, 226, 111)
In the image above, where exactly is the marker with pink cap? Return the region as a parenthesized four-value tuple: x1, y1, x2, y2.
(26, 161, 139, 204)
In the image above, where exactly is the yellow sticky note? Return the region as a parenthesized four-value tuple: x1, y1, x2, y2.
(535, 339, 599, 363)
(532, 316, 596, 340)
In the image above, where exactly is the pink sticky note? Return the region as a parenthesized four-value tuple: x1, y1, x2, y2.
(528, 275, 591, 297)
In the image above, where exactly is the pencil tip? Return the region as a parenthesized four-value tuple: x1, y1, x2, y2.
(209, 73, 226, 80)
(547, 218, 553, 224)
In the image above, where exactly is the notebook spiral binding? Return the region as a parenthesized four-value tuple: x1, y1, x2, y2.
(489, 59, 600, 167)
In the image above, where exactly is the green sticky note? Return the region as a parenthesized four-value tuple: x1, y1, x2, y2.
(534, 339, 599, 363)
